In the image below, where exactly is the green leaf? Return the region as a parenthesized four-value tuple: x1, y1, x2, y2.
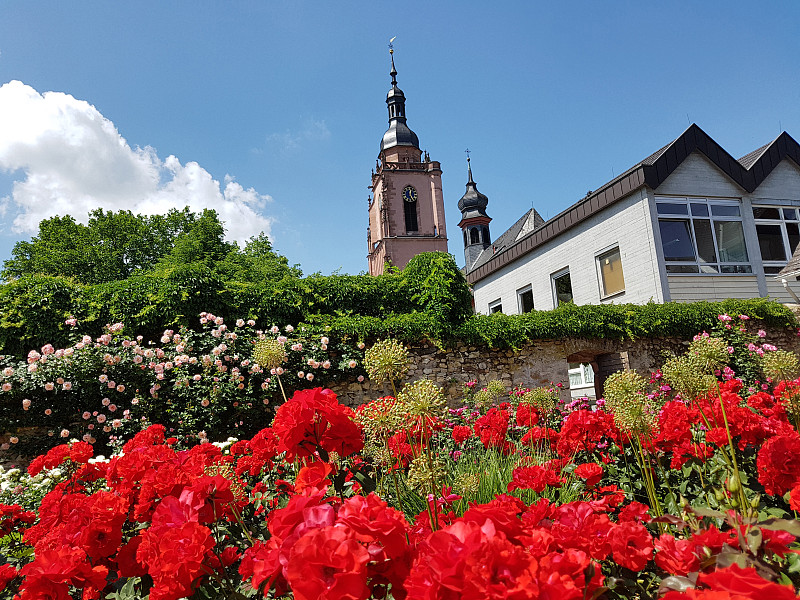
(759, 518, 800, 537)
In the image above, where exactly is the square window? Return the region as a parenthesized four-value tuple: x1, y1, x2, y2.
(659, 220, 695, 261)
(489, 299, 503, 314)
(757, 223, 787, 262)
(517, 286, 534, 313)
(551, 269, 573, 306)
(597, 247, 625, 297)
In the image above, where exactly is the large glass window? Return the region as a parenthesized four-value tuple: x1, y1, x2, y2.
(656, 198, 751, 274)
(753, 205, 800, 274)
(552, 269, 573, 306)
(597, 247, 625, 297)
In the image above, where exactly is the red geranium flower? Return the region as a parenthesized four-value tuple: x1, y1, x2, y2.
(508, 464, 563, 493)
(756, 432, 800, 496)
(452, 425, 472, 445)
(574, 462, 604, 487)
(608, 521, 653, 571)
(272, 388, 363, 460)
(285, 525, 370, 600)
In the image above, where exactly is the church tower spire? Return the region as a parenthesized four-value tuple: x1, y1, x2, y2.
(458, 151, 492, 272)
(367, 41, 448, 275)
(381, 45, 420, 154)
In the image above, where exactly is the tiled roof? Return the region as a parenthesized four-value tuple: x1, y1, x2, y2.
(466, 125, 800, 285)
(470, 208, 544, 272)
(738, 142, 771, 169)
(779, 245, 800, 279)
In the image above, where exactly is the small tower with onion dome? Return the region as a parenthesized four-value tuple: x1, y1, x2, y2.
(458, 153, 492, 272)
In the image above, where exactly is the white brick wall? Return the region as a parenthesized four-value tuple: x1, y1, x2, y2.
(473, 189, 663, 314)
(472, 154, 800, 314)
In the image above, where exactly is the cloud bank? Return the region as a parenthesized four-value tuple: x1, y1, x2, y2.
(0, 80, 272, 243)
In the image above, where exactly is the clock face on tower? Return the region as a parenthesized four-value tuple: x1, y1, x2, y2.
(402, 185, 418, 202)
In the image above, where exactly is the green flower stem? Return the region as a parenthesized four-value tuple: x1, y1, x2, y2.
(713, 380, 749, 511)
(276, 373, 287, 403)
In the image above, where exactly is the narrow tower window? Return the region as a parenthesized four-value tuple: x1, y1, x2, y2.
(482, 226, 490, 244)
(404, 199, 418, 232)
(470, 228, 480, 244)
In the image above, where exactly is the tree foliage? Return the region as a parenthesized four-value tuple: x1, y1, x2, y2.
(1, 207, 299, 285)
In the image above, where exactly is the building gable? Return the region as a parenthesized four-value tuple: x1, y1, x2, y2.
(655, 152, 745, 197)
(751, 159, 800, 201)
(467, 124, 800, 285)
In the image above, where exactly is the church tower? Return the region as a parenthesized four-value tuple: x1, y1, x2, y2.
(458, 155, 492, 272)
(367, 47, 448, 275)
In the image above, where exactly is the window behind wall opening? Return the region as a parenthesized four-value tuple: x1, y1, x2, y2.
(470, 228, 480, 244)
(552, 270, 573, 306)
(753, 206, 800, 274)
(404, 199, 418, 232)
(517, 286, 534, 313)
(597, 247, 625, 297)
(656, 198, 751, 274)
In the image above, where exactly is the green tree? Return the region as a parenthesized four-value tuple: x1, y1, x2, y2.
(218, 233, 302, 282)
(2, 208, 201, 284)
(2, 207, 297, 285)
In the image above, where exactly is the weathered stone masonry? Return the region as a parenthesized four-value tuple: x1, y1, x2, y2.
(329, 327, 800, 407)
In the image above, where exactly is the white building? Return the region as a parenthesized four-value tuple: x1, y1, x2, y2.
(460, 124, 800, 314)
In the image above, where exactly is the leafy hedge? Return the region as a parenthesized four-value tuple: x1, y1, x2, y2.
(0, 253, 462, 356)
(1, 249, 797, 357)
(325, 297, 798, 349)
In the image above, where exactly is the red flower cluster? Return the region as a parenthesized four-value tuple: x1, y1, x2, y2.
(556, 409, 619, 457)
(0, 502, 36, 537)
(26, 440, 94, 476)
(272, 387, 363, 460)
(662, 564, 798, 599)
(239, 490, 412, 600)
(473, 407, 511, 452)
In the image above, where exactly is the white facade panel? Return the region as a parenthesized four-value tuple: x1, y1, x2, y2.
(472, 190, 663, 314)
(667, 275, 760, 302)
(766, 278, 799, 303)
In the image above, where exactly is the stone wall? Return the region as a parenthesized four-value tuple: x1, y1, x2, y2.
(329, 326, 800, 407)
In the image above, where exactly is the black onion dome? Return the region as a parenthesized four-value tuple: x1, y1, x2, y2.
(458, 161, 489, 217)
(380, 53, 420, 151)
(381, 120, 420, 151)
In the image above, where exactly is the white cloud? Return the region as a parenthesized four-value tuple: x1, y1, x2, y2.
(0, 80, 272, 243)
(266, 118, 330, 154)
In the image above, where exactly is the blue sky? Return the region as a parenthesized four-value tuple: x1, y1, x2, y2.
(0, 1, 798, 275)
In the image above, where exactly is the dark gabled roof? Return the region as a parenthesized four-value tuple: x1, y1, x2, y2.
(467, 124, 800, 285)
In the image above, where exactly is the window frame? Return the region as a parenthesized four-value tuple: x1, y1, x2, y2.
(568, 362, 595, 390)
(655, 196, 752, 275)
(516, 285, 534, 314)
(752, 205, 800, 274)
(488, 299, 503, 314)
(551, 267, 573, 307)
(595, 245, 625, 299)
